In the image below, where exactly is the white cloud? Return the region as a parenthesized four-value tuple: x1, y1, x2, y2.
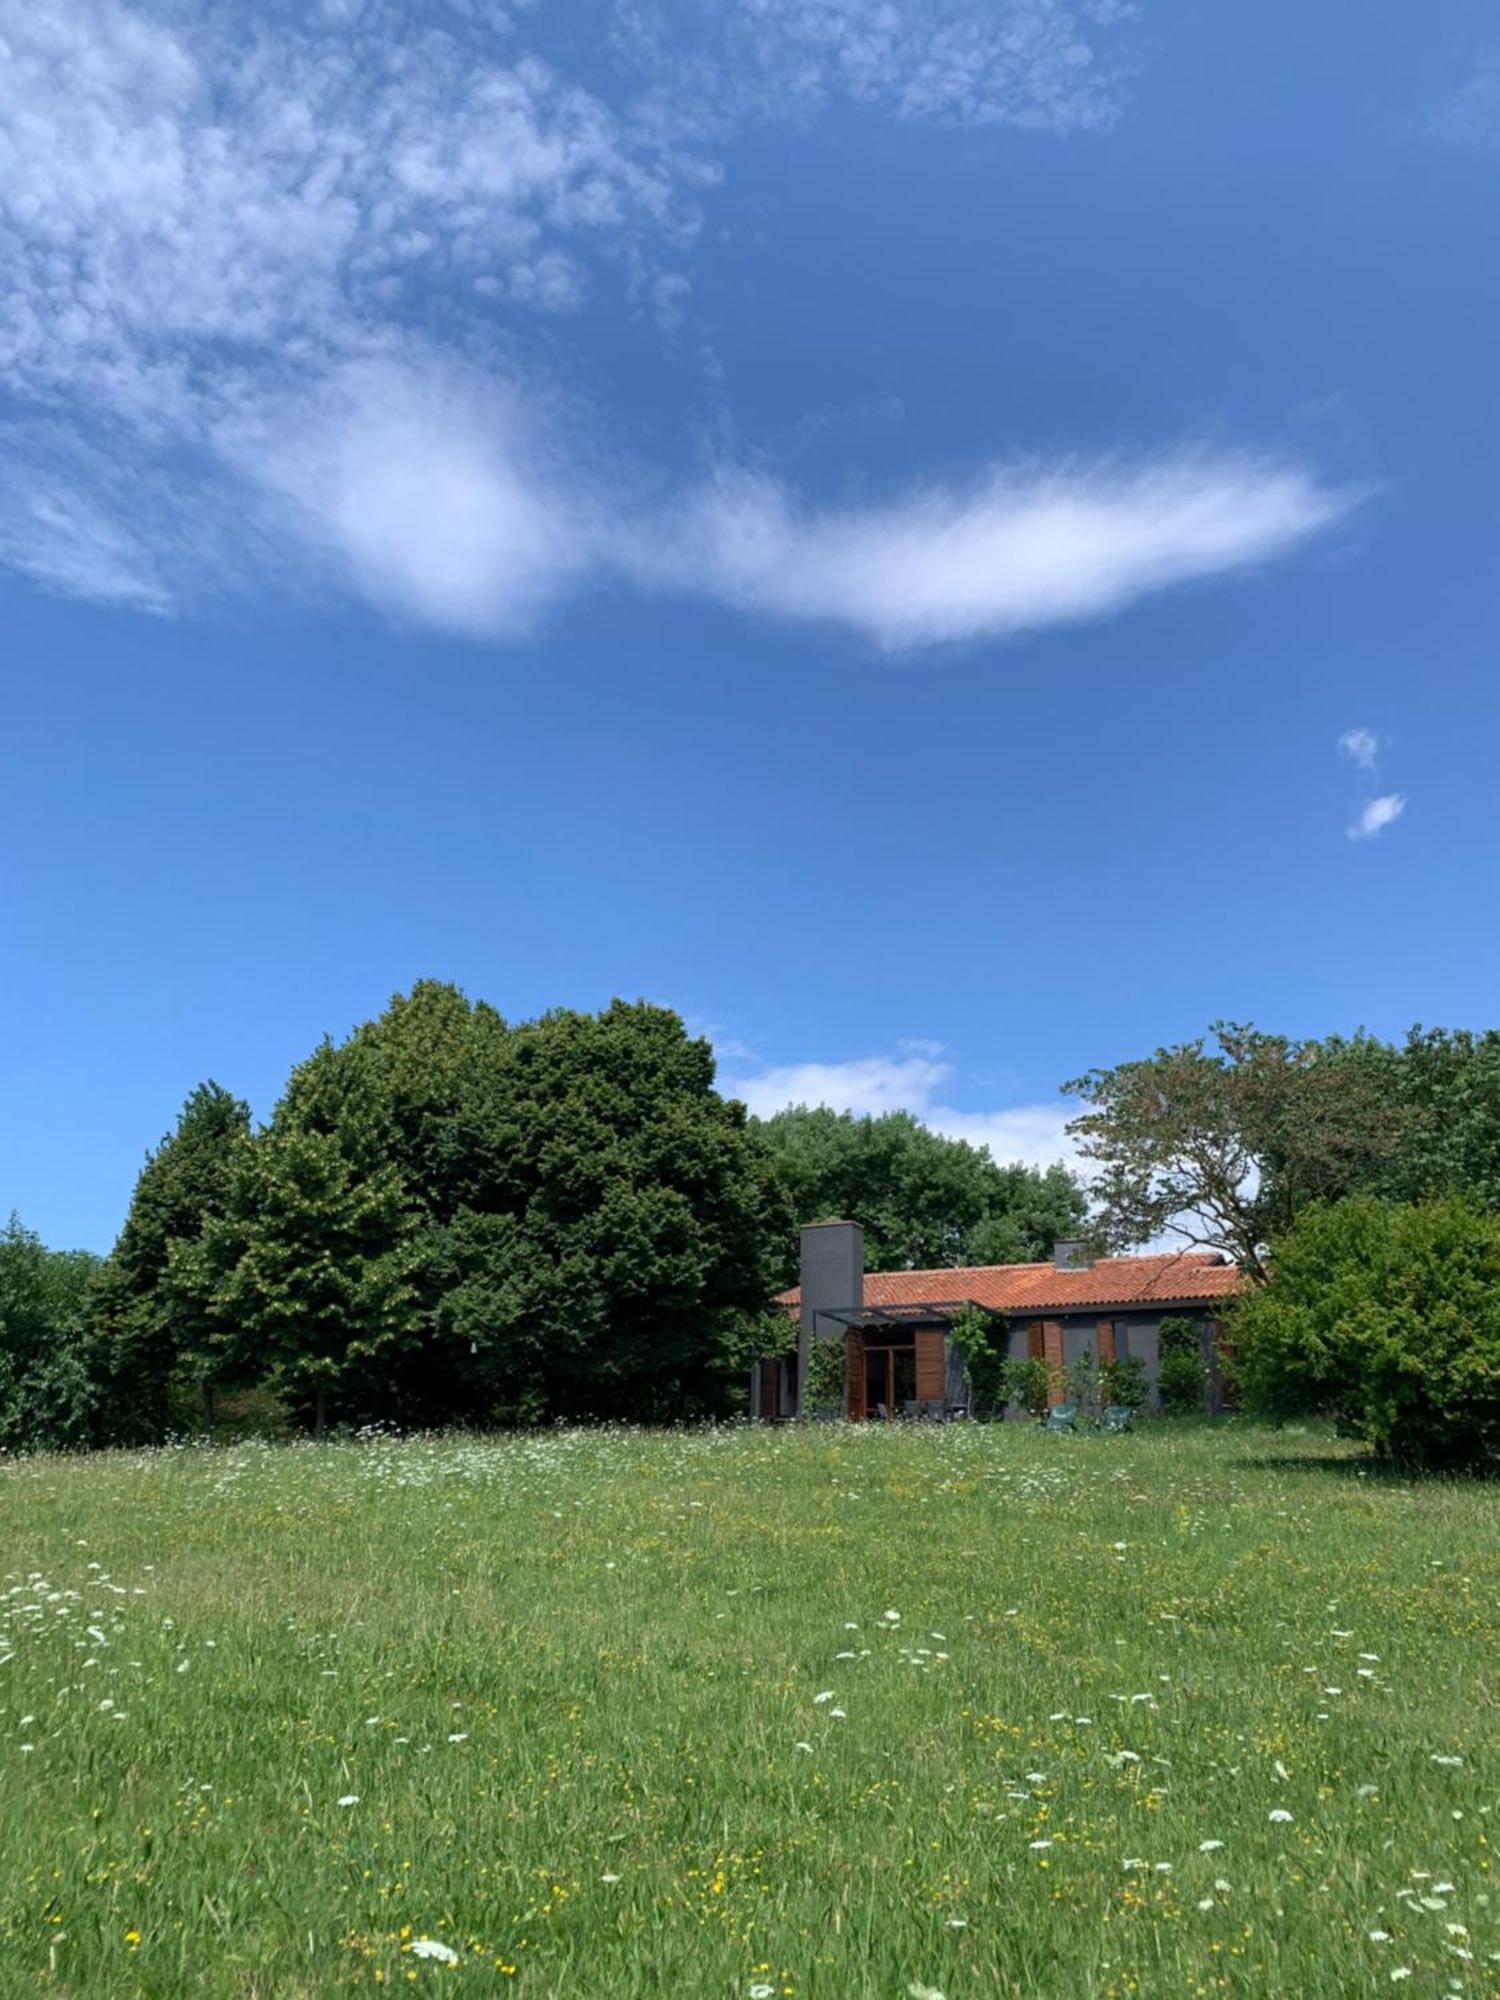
(722, 1047, 1080, 1173)
(1347, 793, 1407, 841)
(0, 0, 1360, 646)
(1338, 726, 1380, 771)
(727, 1051, 957, 1122)
(638, 455, 1359, 650)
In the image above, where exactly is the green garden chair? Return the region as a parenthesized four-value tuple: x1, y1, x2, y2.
(1042, 1402, 1078, 1433)
(1099, 1404, 1133, 1434)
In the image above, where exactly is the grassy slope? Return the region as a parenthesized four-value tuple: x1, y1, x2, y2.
(0, 1423, 1495, 1999)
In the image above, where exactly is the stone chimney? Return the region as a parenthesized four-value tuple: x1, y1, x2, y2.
(798, 1220, 864, 1415)
(1053, 1238, 1093, 1272)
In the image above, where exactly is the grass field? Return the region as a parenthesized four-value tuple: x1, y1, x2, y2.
(0, 1422, 1496, 1999)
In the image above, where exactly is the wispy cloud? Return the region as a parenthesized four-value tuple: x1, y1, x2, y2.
(1347, 793, 1407, 841)
(643, 456, 1359, 650)
(721, 1046, 1079, 1171)
(1338, 725, 1381, 772)
(612, 0, 1136, 136)
(0, 0, 1358, 648)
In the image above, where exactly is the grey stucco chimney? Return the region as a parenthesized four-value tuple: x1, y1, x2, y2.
(798, 1220, 864, 1414)
(1053, 1238, 1093, 1271)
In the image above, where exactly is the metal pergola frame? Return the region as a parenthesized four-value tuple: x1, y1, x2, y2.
(812, 1300, 999, 1333)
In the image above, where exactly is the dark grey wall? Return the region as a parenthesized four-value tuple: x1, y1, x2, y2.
(1005, 1308, 1223, 1405)
(798, 1221, 864, 1415)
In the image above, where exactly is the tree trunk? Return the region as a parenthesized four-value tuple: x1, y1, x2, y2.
(199, 1379, 215, 1441)
(314, 1386, 327, 1439)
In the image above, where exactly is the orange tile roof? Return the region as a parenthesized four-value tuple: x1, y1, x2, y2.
(778, 1249, 1244, 1317)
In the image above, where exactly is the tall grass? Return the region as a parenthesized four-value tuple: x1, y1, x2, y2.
(0, 1422, 1495, 1997)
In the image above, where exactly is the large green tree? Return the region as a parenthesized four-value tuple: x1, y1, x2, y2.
(199, 987, 791, 1427)
(430, 998, 792, 1421)
(89, 1081, 252, 1439)
(752, 1104, 1087, 1273)
(209, 1040, 425, 1433)
(0, 1217, 99, 1452)
(1064, 1023, 1401, 1279)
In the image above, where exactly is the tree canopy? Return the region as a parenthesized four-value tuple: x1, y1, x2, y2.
(0, 1217, 99, 1452)
(82, 984, 793, 1437)
(752, 1104, 1087, 1273)
(87, 1081, 252, 1440)
(1064, 1023, 1401, 1279)
(1066, 1021, 1500, 1277)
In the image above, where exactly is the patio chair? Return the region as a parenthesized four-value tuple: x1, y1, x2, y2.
(1042, 1402, 1078, 1433)
(1099, 1404, 1133, 1434)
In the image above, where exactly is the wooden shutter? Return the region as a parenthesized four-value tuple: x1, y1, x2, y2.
(1097, 1319, 1116, 1364)
(915, 1327, 946, 1404)
(845, 1331, 867, 1422)
(1043, 1321, 1064, 1404)
(1027, 1320, 1045, 1361)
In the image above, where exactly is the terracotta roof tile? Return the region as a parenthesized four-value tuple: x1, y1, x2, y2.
(778, 1249, 1244, 1316)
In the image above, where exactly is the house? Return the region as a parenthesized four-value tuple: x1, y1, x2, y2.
(752, 1219, 1246, 1420)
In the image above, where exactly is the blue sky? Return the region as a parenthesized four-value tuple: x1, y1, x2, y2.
(2, 0, 1498, 1251)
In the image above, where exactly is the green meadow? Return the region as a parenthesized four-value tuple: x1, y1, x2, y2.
(0, 1423, 1495, 1999)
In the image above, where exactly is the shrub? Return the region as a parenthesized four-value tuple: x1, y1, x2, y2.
(1001, 1355, 1056, 1417)
(1157, 1316, 1209, 1416)
(1231, 1194, 1500, 1471)
(1100, 1353, 1149, 1410)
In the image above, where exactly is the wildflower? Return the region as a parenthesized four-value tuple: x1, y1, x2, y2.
(1390, 1971, 1412, 1984)
(1029, 1840, 1053, 1851)
(750, 1986, 775, 1999)
(945, 1918, 967, 1929)
(1434, 1881, 1457, 1895)
(882, 1610, 901, 1625)
(1268, 1809, 1293, 1824)
(410, 1940, 459, 1964)
(829, 1708, 847, 1719)
(1214, 1879, 1232, 1894)
(1197, 1898, 1215, 1912)
(1154, 1862, 1173, 1874)
(337, 1795, 359, 1807)
(1273, 1760, 1290, 1782)
(1431, 1755, 1463, 1768)
(907, 1985, 946, 2000)
(447, 1732, 468, 1743)
(794, 1741, 813, 1754)
(601, 1873, 620, 1885)
(1122, 1859, 1147, 1871)
(1107, 1751, 1141, 1768)
(1199, 1839, 1224, 1853)
(1369, 1930, 1391, 1943)
(813, 1691, 835, 1704)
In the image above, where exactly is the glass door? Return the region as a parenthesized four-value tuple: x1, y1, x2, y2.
(863, 1342, 918, 1418)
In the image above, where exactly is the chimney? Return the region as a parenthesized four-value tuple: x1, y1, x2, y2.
(798, 1220, 864, 1414)
(1053, 1238, 1093, 1272)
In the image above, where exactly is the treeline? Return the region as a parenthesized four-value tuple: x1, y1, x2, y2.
(3, 983, 1081, 1448)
